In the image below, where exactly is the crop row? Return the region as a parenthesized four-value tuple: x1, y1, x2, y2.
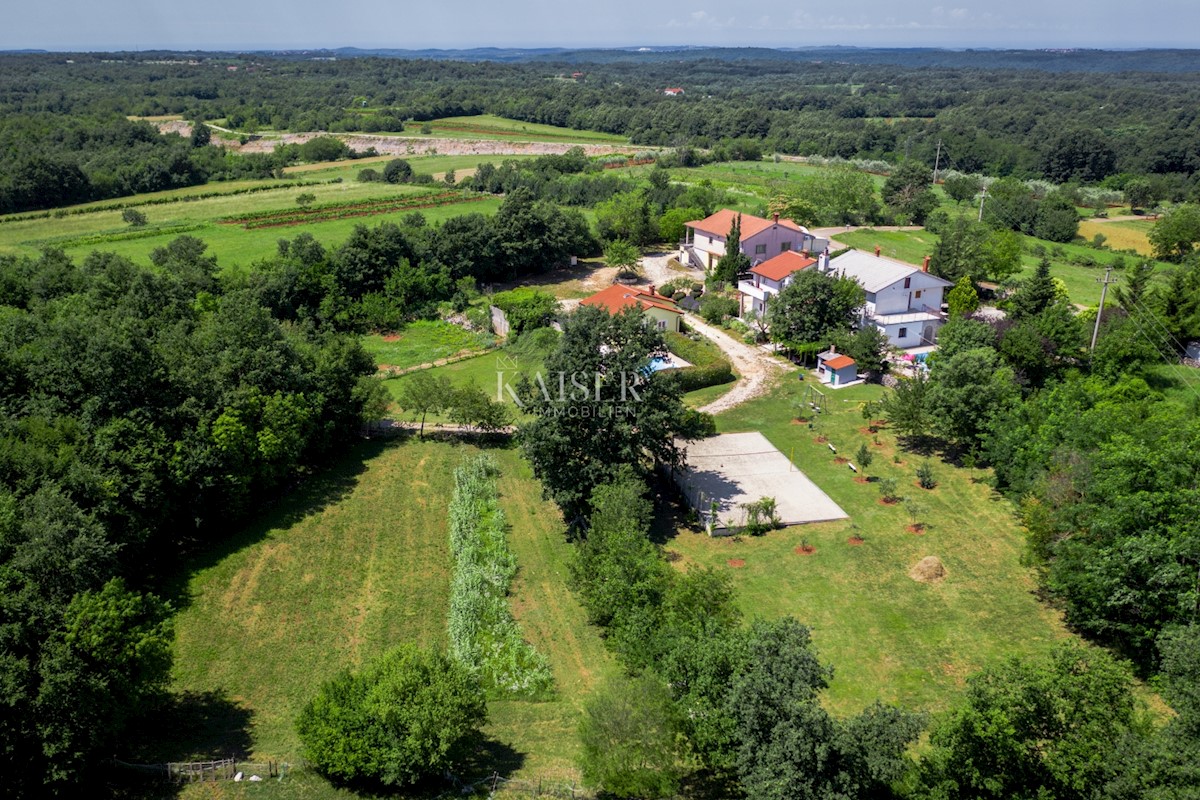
(447, 455, 554, 699)
(218, 191, 483, 229)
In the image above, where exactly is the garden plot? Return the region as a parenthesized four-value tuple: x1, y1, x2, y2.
(674, 431, 848, 532)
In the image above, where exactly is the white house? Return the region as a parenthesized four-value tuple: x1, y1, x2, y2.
(736, 250, 817, 316)
(681, 210, 829, 271)
(825, 249, 953, 349)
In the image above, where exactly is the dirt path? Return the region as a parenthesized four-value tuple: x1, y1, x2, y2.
(683, 314, 793, 415)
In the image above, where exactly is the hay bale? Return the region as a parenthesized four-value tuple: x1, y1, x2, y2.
(908, 555, 947, 583)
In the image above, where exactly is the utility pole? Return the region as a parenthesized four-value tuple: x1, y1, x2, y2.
(1090, 266, 1119, 351)
(932, 139, 943, 184)
(977, 186, 987, 222)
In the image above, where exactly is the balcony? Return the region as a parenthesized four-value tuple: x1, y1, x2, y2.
(737, 280, 767, 302)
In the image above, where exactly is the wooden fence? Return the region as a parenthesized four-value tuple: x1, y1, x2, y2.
(113, 758, 288, 783)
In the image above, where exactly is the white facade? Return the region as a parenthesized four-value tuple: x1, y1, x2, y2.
(825, 250, 953, 348)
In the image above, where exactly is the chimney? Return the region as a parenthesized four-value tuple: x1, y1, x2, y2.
(875, 245, 881, 257)
(773, 212, 779, 224)
(922, 256, 930, 273)
(648, 284, 656, 296)
(829, 344, 836, 354)
(818, 251, 829, 272)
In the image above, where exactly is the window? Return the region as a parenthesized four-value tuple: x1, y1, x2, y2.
(755, 244, 767, 255)
(915, 290, 922, 298)
(898, 327, 908, 339)
(781, 242, 791, 252)
(903, 277, 911, 288)
(657, 319, 667, 331)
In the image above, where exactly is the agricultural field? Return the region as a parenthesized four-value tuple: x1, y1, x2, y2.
(0, 155, 508, 267)
(664, 375, 1072, 715)
(1078, 217, 1156, 256)
(159, 438, 618, 798)
(394, 114, 629, 144)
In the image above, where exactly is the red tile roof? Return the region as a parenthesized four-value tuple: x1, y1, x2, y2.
(580, 284, 682, 317)
(749, 251, 817, 281)
(686, 209, 806, 240)
(823, 355, 856, 370)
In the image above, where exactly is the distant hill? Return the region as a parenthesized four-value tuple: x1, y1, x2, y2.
(241, 45, 1200, 73)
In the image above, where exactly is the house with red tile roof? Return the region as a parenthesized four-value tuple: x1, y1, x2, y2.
(580, 284, 683, 332)
(737, 250, 819, 316)
(664, 87, 685, 96)
(680, 210, 829, 271)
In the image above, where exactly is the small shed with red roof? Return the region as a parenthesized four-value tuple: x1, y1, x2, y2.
(816, 349, 859, 387)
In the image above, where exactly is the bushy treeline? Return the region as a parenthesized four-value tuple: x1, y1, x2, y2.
(447, 456, 553, 698)
(243, 190, 595, 331)
(0, 241, 380, 791)
(7, 53, 1200, 190)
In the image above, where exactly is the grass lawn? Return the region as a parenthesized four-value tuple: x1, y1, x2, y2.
(662, 375, 1072, 716)
(160, 437, 615, 798)
(362, 321, 495, 371)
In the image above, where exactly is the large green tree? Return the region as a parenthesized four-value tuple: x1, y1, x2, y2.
(769, 269, 864, 350)
(882, 161, 938, 224)
(517, 305, 710, 521)
(1150, 203, 1200, 261)
(579, 674, 681, 798)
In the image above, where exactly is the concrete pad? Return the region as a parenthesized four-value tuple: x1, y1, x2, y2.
(674, 431, 848, 532)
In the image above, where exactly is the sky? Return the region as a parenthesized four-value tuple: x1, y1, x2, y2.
(4, 0, 1198, 51)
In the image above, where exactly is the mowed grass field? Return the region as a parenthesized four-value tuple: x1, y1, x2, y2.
(163, 438, 617, 799)
(362, 321, 495, 371)
(664, 374, 1071, 715)
(398, 114, 629, 144)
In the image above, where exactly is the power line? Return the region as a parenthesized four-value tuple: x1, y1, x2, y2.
(1118, 304, 1200, 406)
(1091, 266, 1119, 352)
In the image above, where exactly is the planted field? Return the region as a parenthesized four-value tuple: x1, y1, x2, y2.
(416, 114, 628, 144)
(1079, 218, 1156, 256)
(664, 376, 1072, 715)
(163, 438, 616, 798)
(218, 190, 487, 229)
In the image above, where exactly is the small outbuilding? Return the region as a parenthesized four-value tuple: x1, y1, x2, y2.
(816, 350, 858, 387)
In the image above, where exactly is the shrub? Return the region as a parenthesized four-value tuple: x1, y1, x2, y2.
(296, 644, 486, 788)
(855, 442, 874, 470)
(579, 674, 681, 798)
(121, 208, 147, 227)
(490, 287, 559, 336)
(356, 168, 381, 182)
(878, 477, 900, 503)
(700, 293, 737, 324)
(917, 461, 937, 489)
(448, 456, 553, 697)
(741, 496, 782, 535)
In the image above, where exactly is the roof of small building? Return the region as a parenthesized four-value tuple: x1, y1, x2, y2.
(686, 209, 807, 241)
(580, 284, 682, 317)
(823, 355, 856, 370)
(750, 251, 817, 281)
(827, 249, 954, 293)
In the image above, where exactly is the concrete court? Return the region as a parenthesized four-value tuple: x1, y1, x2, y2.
(675, 431, 848, 531)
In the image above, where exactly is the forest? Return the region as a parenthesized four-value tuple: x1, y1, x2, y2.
(6, 50, 1200, 213)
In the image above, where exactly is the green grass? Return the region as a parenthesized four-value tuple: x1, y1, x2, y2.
(0, 154, 512, 267)
(161, 438, 616, 798)
(663, 375, 1072, 716)
(406, 114, 628, 144)
(362, 321, 495, 371)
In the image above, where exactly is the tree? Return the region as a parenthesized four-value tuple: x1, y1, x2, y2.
(982, 177, 1037, 234)
(855, 442, 874, 470)
(383, 158, 414, 184)
(595, 191, 655, 245)
(443, 168, 456, 186)
(882, 161, 938, 224)
(832, 325, 890, 377)
(943, 173, 982, 205)
(946, 275, 980, 319)
(927, 347, 1020, 447)
(881, 371, 932, 443)
(729, 618, 921, 800)
(517, 304, 709, 520)
(659, 206, 704, 244)
(920, 643, 1137, 800)
(189, 119, 211, 148)
(770, 270, 864, 350)
(700, 293, 737, 324)
(296, 644, 486, 788)
(491, 287, 559, 336)
(295, 192, 316, 208)
(1114, 260, 1155, 313)
(121, 208, 147, 227)
(713, 214, 751, 284)
(1124, 178, 1154, 212)
(579, 674, 681, 798)
(604, 239, 641, 278)
(1039, 128, 1117, 184)
(1034, 191, 1081, 243)
(397, 370, 451, 438)
(929, 214, 989, 284)
(1149, 203, 1200, 261)
(1010, 257, 1057, 320)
